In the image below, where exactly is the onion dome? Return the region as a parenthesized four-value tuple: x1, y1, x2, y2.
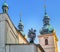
(40, 25, 54, 34)
(43, 13, 50, 26)
(2, 2, 8, 7)
(2, 2, 9, 13)
(40, 11, 54, 34)
(18, 18, 24, 31)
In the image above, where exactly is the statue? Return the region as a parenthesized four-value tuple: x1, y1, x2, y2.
(28, 28, 36, 43)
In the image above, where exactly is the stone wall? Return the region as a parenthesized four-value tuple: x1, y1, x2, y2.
(5, 44, 42, 52)
(0, 13, 7, 52)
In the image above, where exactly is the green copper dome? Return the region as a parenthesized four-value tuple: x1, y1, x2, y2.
(40, 3, 54, 34)
(2, 2, 9, 13)
(18, 18, 24, 31)
(40, 25, 54, 34)
(40, 12, 54, 34)
(2, 2, 8, 7)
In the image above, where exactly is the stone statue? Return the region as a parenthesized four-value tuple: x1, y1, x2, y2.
(28, 28, 36, 43)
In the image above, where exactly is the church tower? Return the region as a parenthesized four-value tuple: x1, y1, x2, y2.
(2, 0, 9, 13)
(18, 13, 25, 36)
(18, 17, 24, 32)
(18, 14, 27, 43)
(38, 1, 58, 52)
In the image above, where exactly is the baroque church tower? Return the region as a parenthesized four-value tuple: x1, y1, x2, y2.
(38, 1, 58, 52)
(18, 14, 24, 35)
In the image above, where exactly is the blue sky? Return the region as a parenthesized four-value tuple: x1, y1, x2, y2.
(0, 0, 60, 51)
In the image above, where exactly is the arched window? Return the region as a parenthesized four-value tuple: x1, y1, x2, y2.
(45, 39, 48, 45)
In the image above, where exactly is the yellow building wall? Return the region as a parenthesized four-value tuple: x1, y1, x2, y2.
(18, 35, 27, 44)
(53, 31, 58, 52)
(18, 32, 28, 44)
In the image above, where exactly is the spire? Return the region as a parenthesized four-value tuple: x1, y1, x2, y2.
(20, 13, 22, 22)
(43, 0, 50, 26)
(40, 0, 54, 34)
(44, 0, 47, 15)
(18, 13, 24, 32)
(2, 0, 9, 13)
(4, 0, 6, 3)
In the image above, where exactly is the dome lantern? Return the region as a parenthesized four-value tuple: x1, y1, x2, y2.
(2, 0, 9, 13)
